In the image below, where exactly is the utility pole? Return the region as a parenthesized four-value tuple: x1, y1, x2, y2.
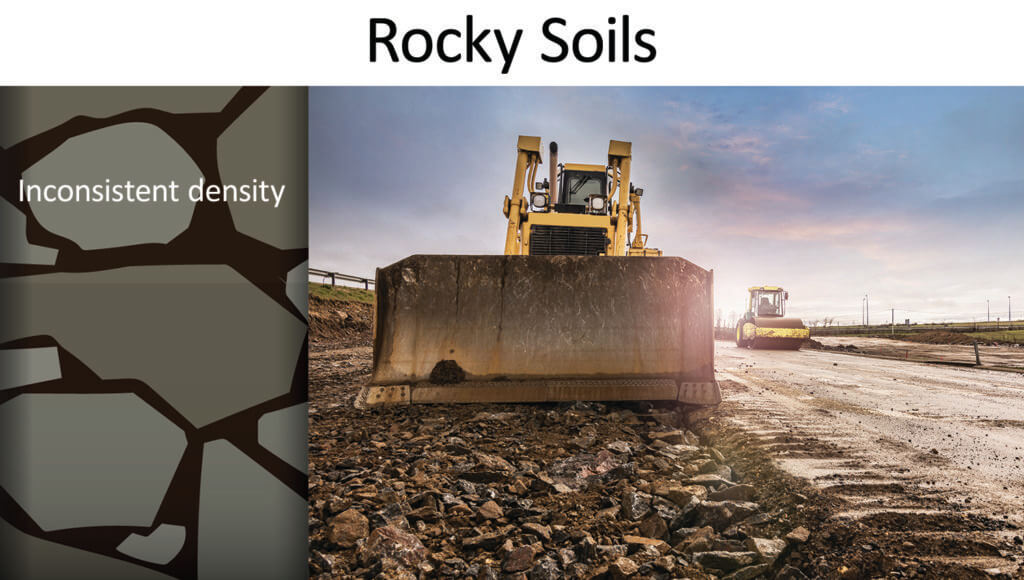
(891, 308, 895, 336)
(1010, 296, 1013, 323)
(987, 299, 990, 323)
(865, 294, 869, 327)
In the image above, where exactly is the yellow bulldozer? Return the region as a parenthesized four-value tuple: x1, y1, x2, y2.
(735, 286, 810, 350)
(358, 136, 721, 407)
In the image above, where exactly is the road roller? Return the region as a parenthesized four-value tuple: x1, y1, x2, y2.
(735, 286, 810, 350)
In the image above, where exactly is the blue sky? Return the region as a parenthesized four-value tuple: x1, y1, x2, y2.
(310, 87, 1024, 325)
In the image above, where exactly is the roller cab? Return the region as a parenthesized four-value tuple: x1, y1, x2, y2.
(735, 286, 810, 350)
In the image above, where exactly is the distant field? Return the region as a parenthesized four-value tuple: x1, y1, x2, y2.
(308, 283, 374, 304)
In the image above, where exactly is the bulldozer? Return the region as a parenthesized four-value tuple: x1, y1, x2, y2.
(735, 286, 810, 350)
(357, 136, 721, 407)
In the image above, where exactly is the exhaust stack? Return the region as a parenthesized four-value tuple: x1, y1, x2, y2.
(548, 141, 558, 204)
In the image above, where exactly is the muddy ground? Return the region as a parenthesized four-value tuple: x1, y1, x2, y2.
(810, 336, 1024, 370)
(308, 300, 1023, 579)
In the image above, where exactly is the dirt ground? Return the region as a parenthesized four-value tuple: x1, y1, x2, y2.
(717, 341, 1024, 578)
(812, 336, 1024, 370)
(306, 299, 1023, 579)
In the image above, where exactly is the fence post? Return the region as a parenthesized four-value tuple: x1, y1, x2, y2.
(364, 279, 369, 290)
(974, 342, 981, 366)
(330, 273, 335, 286)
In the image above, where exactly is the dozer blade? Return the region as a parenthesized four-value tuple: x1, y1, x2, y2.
(749, 316, 809, 350)
(360, 255, 720, 407)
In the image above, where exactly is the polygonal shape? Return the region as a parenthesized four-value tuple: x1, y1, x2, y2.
(22, 123, 200, 250)
(258, 403, 308, 473)
(0, 393, 187, 531)
(0, 197, 58, 265)
(1, 266, 307, 427)
(116, 524, 186, 565)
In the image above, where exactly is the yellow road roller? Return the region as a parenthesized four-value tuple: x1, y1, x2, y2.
(735, 286, 810, 350)
(358, 135, 721, 407)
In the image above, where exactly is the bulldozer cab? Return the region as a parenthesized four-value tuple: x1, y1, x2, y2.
(749, 286, 788, 317)
(558, 164, 609, 214)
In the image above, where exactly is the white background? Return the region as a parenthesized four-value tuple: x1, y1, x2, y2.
(5, 0, 1024, 84)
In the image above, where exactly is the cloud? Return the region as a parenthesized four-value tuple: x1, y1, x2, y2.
(813, 97, 849, 114)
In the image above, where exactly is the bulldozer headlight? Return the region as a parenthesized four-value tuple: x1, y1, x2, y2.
(531, 193, 548, 209)
(590, 196, 606, 211)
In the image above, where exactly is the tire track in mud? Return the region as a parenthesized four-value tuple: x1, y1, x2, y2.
(712, 369, 1023, 578)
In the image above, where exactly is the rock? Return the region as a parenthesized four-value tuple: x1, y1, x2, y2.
(621, 491, 652, 520)
(675, 526, 715, 554)
(692, 551, 758, 572)
(597, 544, 629, 559)
(575, 534, 598, 562)
(608, 556, 639, 579)
(638, 512, 668, 540)
(683, 474, 735, 488)
(714, 464, 734, 481)
(556, 547, 577, 567)
(503, 546, 535, 573)
(528, 557, 561, 580)
(687, 501, 761, 531)
(659, 444, 702, 460)
(478, 500, 504, 520)
(746, 537, 787, 563)
(462, 530, 506, 550)
(655, 484, 708, 507)
(358, 526, 427, 568)
(709, 484, 756, 502)
(597, 505, 621, 519)
(607, 441, 632, 454)
(473, 452, 515, 472)
(710, 447, 726, 463)
(698, 459, 720, 474)
(522, 522, 553, 542)
(623, 535, 669, 554)
(776, 564, 810, 579)
(724, 563, 772, 580)
(653, 555, 675, 572)
(648, 430, 686, 444)
(327, 509, 368, 548)
(785, 526, 810, 545)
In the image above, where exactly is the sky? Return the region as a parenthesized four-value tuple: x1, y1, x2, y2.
(309, 87, 1024, 325)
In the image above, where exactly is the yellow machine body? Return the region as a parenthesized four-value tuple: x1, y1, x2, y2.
(360, 136, 720, 407)
(735, 286, 809, 350)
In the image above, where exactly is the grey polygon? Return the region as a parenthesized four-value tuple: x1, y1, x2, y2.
(0, 266, 307, 427)
(286, 260, 308, 319)
(218, 87, 308, 250)
(0, 87, 237, 148)
(23, 123, 200, 250)
(258, 403, 308, 473)
(0, 393, 187, 531)
(198, 439, 306, 580)
(0, 197, 58, 265)
(0, 519, 177, 580)
(116, 524, 186, 565)
(0, 347, 61, 391)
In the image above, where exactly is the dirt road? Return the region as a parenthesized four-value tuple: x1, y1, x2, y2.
(716, 340, 1024, 576)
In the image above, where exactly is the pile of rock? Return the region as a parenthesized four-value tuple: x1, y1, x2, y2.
(309, 403, 811, 579)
